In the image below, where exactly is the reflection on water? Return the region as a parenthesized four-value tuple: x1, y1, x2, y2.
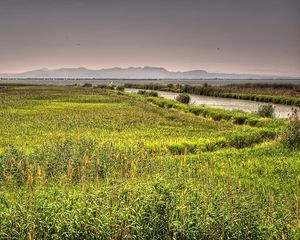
(125, 88, 297, 118)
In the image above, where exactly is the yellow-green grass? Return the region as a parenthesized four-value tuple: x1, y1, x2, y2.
(0, 85, 250, 153)
(0, 85, 299, 239)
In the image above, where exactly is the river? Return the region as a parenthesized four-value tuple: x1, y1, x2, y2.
(125, 88, 298, 118)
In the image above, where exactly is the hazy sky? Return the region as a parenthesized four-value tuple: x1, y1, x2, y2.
(0, 0, 299, 76)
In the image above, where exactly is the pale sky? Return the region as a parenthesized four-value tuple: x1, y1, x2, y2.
(0, 0, 299, 76)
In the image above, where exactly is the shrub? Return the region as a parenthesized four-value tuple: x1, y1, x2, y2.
(257, 104, 275, 118)
(105, 85, 115, 90)
(115, 85, 125, 91)
(94, 85, 106, 89)
(176, 94, 190, 104)
(138, 90, 146, 95)
(82, 83, 92, 87)
(245, 118, 259, 126)
(147, 91, 159, 97)
(233, 116, 248, 125)
(281, 108, 300, 148)
(138, 90, 158, 97)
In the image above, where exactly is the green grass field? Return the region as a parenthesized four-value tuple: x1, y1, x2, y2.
(0, 85, 299, 239)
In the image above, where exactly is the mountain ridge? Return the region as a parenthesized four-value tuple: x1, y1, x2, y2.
(0, 66, 296, 79)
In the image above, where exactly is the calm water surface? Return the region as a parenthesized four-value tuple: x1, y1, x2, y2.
(125, 88, 298, 118)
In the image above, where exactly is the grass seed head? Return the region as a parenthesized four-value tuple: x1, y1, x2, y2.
(36, 165, 42, 177)
(17, 160, 22, 170)
(25, 159, 29, 169)
(27, 173, 33, 188)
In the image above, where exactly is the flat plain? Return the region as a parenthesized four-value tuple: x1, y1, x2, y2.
(0, 84, 299, 239)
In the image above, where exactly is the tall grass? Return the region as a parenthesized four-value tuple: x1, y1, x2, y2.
(0, 139, 299, 239)
(0, 85, 299, 239)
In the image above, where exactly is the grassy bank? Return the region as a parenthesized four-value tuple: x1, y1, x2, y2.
(216, 83, 300, 98)
(125, 83, 300, 106)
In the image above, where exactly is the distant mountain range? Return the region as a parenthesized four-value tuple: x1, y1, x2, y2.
(0, 66, 295, 79)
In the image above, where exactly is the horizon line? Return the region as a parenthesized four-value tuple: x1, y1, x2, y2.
(1, 66, 300, 78)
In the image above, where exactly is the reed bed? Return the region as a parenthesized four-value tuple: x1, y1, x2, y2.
(0, 85, 299, 239)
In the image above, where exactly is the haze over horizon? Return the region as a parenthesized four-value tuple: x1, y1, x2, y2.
(0, 0, 299, 77)
(2, 66, 300, 78)
(2, 66, 298, 79)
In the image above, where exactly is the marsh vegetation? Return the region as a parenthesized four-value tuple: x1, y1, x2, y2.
(0, 85, 299, 239)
